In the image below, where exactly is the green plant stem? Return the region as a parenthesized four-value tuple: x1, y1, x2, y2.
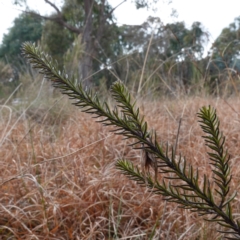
(22, 42, 240, 238)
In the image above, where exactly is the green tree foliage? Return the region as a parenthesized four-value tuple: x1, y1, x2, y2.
(134, 0, 160, 9)
(165, 21, 207, 59)
(210, 16, 240, 73)
(0, 12, 42, 64)
(117, 18, 207, 88)
(205, 17, 240, 94)
(120, 18, 206, 60)
(41, 20, 76, 69)
(12, 0, 161, 87)
(37, 0, 137, 86)
(10, 0, 208, 90)
(59, 0, 124, 85)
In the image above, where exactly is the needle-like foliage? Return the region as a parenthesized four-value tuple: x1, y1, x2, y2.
(22, 42, 240, 239)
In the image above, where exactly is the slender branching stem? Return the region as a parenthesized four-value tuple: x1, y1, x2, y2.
(22, 42, 240, 238)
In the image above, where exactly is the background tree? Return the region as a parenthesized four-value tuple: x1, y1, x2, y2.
(165, 21, 207, 60)
(7, 0, 208, 91)
(12, 0, 161, 87)
(0, 12, 42, 66)
(41, 19, 76, 69)
(210, 16, 240, 74)
(204, 16, 240, 94)
(116, 18, 207, 89)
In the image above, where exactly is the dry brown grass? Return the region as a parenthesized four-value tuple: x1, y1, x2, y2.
(1, 94, 240, 239)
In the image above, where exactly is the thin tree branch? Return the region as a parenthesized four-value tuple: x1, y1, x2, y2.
(110, 0, 127, 16)
(44, 0, 61, 14)
(29, 11, 81, 34)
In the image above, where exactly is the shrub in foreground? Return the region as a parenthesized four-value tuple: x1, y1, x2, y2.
(22, 42, 240, 239)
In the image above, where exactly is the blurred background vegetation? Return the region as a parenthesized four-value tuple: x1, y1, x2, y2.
(0, 0, 240, 100)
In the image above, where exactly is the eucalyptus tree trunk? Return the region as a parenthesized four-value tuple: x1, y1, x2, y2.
(18, 0, 126, 87)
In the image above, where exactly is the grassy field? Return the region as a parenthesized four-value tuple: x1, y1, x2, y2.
(1, 80, 240, 240)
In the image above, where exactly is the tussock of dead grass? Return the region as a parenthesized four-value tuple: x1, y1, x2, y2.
(1, 95, 240, 239)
